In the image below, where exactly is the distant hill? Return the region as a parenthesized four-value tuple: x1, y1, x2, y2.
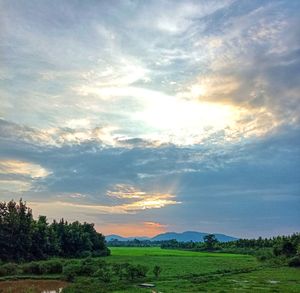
(151, 231, 237, 242)
(105, 234, 150, 242)
(106, 231, 238, 242)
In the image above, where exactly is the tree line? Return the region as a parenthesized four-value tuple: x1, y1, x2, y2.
(160, 233, 300, 266)
(160, 233, 299, 251)
(109, 233, 300, 267)
(0, 199, 110, 262)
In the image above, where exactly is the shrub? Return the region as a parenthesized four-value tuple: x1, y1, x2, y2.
(81, 257, 93, 265)
(94, 267, 112, 282)
(256, 249, 273, 261)
(40, 260, 63, 274)
(288, 256, 300, 267)
(63, 264, 82, 282)
(22, 262, 42, 275)
(124, 264, 148, 281)
(79, 263, 98, 276)
(1, 263, 19, 275)
(112, 263, 131, 280)
(0, 266, 9, 276)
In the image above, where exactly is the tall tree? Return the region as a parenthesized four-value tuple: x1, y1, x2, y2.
(204, 234, 218, 251)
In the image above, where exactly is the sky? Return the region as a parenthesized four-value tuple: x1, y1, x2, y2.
(0, 0, 299, 238)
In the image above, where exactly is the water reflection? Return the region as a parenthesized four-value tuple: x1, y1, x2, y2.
(42, 289, 63, 293)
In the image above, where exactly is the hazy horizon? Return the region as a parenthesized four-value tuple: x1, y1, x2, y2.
(0, 0, 299, 239)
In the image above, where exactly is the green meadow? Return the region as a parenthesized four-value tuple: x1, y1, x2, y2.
(0, 247, 299, 292)
(108, 247, 300, 292)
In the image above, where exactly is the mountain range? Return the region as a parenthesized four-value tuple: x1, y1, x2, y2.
(105, 231, 238, 242)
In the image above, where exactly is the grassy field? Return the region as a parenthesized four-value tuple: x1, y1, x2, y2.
(0, 247, 299, 292)
(108, 247, 300, 292)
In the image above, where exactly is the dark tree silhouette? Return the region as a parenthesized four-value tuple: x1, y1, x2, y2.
(0, 199, 110, 262)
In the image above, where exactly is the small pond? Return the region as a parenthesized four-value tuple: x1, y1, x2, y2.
(0, 280, 68, 293)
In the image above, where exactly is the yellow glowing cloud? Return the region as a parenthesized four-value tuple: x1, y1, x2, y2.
(0, 160, 50, 178)
(28, 185, 179, 220)
(107, 184, 180, 210)
(107, 184, 146, 199)
(179, 75, 240, 102)
(124, 194, 179, 210)
(29, 196, 179, 216)
(28, 184, 179, 219)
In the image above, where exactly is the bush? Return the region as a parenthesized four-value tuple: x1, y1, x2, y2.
(0, 267, 7, 276)
(288, 256, 300, 267)
(112, 263, 132, 280)
(22, 262, 42, 275)
(94, 267, 112, 282)
(256, 249, 273, 261)
(1, 263, 19, 275)
(40, 260, 63, 274)
(63, 264, 82, 282)
(79, 263, 98, 276)
(124, 264, 148, 281)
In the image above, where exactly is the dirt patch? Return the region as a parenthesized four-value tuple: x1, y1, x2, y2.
(0, 280, 68, 293)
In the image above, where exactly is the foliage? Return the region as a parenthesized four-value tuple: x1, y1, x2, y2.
(0, 263, 19, 276)
(60, 258, 149, 283)
(124, 264, 148, 281)
(159, 232, 300, 265)
(0, 199, 109, 262)
(153, 265, 162, 278)
(40, 260, 63, 274)
(63, 264, 82, 281)
(255, 249, 273, 261)
(288, 255, 300, 267)
(22, 262, 42, 275)
(204, 234, 219, 251)
(94, 267, 112, 282)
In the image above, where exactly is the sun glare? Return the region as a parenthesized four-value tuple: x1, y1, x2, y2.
(136, 95, 238, 143)
(190, 84, 206, 98)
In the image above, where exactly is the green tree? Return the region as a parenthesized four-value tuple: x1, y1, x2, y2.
(204, 234, 218, 251)
(0, 199, 33, 261)
(0, 199, 109, 262)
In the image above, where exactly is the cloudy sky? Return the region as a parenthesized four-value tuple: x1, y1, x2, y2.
(0, 0, 299, 238)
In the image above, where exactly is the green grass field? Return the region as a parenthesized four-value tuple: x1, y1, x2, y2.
(108, 247, 300, 292)
(0, 247, 299, 292)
